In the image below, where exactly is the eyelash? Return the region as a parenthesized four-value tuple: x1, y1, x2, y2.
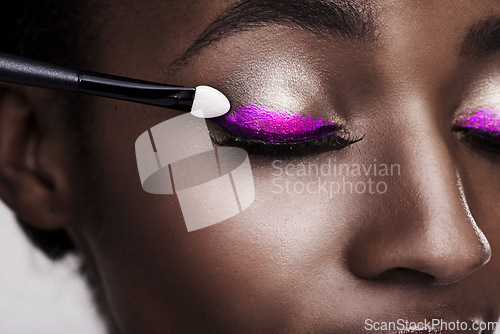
(208, 121, 363, 157)
(453, 126, 500, 154)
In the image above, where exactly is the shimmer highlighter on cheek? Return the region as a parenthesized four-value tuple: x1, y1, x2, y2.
(453, 107, 500, 135)
(213, 102, 338, 143)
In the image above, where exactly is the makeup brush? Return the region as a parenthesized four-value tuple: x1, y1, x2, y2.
(0, 52, 230, 118)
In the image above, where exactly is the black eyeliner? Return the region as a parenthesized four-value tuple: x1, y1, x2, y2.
(209, 121, 363, 157)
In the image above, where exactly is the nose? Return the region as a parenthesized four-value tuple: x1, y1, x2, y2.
(347, 118, 491, 286)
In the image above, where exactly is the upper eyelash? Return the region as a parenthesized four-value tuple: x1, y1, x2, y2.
(453, 127, 500, 154)
(209, 124, 363, 157)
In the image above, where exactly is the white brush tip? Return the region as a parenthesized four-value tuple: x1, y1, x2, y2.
(190, 85, 231, 118)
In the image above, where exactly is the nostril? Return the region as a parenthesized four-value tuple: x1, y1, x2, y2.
(374, 267, 436, 285)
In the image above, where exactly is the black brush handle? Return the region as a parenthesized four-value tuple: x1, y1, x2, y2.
(78, 71, 195, 111)
(0, 52, 79, 91)
(0, 52, 196, 112)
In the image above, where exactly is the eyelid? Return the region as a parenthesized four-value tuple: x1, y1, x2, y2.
(213, 102, 340, 143)
(453, 107, 500, 134)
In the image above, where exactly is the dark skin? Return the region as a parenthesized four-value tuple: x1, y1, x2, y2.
(0, 0, 500, 333)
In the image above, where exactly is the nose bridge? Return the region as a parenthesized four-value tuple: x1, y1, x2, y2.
(347, 99, 491, 284)
(403, 147, 490, 283)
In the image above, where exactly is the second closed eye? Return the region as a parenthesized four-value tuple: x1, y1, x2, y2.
(453, 106, 500, 153)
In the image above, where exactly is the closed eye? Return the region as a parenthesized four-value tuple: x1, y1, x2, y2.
(453, 107, 500, 153)
(209, 102, 363, 156)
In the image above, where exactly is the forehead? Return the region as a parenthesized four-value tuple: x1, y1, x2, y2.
(87, 0, 499, 84)
(101, 0, 499, 55)
(117, 0, 499, 26)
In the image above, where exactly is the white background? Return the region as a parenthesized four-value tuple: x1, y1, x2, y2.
(0, 201, 104, 334)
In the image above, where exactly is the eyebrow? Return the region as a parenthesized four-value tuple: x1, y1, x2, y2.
(173, 0, 375, 67)
(460, 17, 500, 58)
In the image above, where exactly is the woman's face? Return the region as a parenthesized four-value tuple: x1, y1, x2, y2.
(64, 0, 500, 332)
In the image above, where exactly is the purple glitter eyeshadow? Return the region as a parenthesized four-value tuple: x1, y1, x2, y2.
(214, 102, 338, 143)
(454, 107, 500, 135)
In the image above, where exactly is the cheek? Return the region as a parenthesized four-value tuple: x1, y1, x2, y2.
(77, 103, 370, 329)
(452, 150, 500, 308)
(455, 145, 500, 255)
(73, 93, 500, 331)
(72, 91, 407, 327)
(88, 136, 406, 329)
